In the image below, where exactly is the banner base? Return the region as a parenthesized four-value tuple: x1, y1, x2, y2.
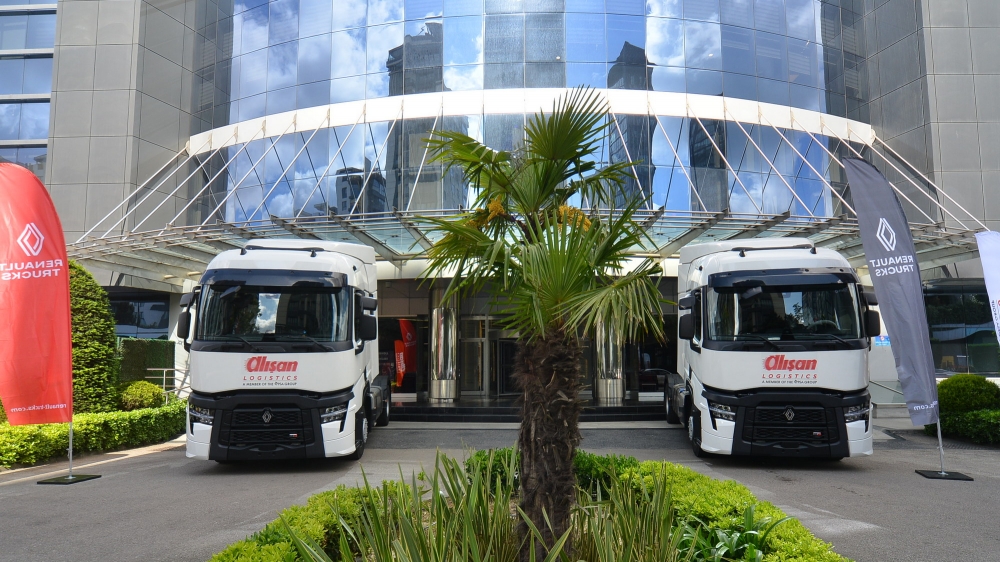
(915, 469, 973, 481)
(38, 474, 101, 485)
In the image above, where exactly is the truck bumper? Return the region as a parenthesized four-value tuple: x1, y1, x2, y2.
(185, 386, 357, 461)
(697, 384, 872, 458)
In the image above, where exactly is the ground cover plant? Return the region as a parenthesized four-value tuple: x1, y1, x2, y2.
(924, 374, 1000, 445)
(211, 450, 848, 562)
(0, 399, 185, 468)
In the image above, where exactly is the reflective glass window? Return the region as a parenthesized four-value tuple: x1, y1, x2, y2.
(684, 21, 721, 71)
(484, 14, 523, 64)
(0, 15, 27, 50)
(298, 34, 332, 83)
(298, 0, 332, 38)
(525, 13, 564, 63)
(606, 15, 644, 62)
(332, 0, 368, 30)
(330, 28, 366, 78)
(566, 13, 605, 63)
(819, 2, 840, 48)
(723, 71, 756, 100)
(238, 92, 266, 120)
(0, 104, 20, 140)
(444, 16, 483, 65)
(566, 62, 606, 87)
(784, 0, 815, 42)
(369, 0, 404, 25)
(686, 68, 721, 95)
(650, 65, 684, 92)
(646, 0, 681, 18)
(683, 0, 719, 22)
(720, 0, 751, 26)
(566, 0, 602, 12)
(25, 13, 55, 49)
(646, 17, 683, 67)
(267, 42, 298, 90)
(753, 0, 784, 35)
(297, 79, 330, 107)
(526, 0, 565, 12)
(786, 38, 818, 88)
(485, 0, 522, 14)
(331, 74, 366, 101)
(484, 62, 523, 88)
(241, 5, 269, 52)
(236, 0, 268, 15)
(754, 31, 786, 81)
(367, 71, 391, 96)
(266, 85, 296, 113)
(0, 58, 24, 95)
(756, 76, 788, 105)
(607, 57, 647, 89)
(607, 0, 644, 16)
(366, 23, 402, 73)
(789, 83, 820, 111)
(18, 101, 48, 139)
(525, 61, 565, 87)
(404, 21, 443, 69)
(443, 64, 483, 90)
(720, 25, 752, 75)
(240, 49, 268, 96)
(269, 0, 299, 45)
(444, 0, 484, 16)
(406, 0, 443, 19)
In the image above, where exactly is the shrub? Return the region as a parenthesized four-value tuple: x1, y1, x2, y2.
(119, 338, 175, 384)
(119, 380, 165, 411)
(0, 397, 6, 425)
(925, 408, 1000, 445)
(937, 374, 1000, 415)
(69, 261, 120, 412)
(0, 400, 186, 468)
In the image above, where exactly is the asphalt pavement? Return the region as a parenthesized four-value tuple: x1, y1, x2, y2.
(0, 420, 997, 562)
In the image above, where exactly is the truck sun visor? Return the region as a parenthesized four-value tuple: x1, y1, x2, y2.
(200, 268, 349, 288)
(708, 268, 858, 288)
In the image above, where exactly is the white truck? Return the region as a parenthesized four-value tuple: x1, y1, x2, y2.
(667, 238, 879, 459)
(176, 240, 389, 462)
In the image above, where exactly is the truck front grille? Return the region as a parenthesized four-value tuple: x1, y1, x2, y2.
(743, 404, 838, 445)
(219, 406, 315, 447)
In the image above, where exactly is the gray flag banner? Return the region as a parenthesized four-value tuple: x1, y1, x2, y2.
(843, 159, 939, 426)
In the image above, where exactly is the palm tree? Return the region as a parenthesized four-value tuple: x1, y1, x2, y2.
(421, 88, 665, 558)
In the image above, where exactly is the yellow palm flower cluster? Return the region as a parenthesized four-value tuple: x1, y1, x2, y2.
(556, 204, 591, 231)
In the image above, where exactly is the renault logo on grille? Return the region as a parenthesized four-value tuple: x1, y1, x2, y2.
(784, 407, 795, 421)
(262, 409, 273, 424)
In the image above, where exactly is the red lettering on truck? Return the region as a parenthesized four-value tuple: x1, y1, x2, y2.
(245, 356, 299, 373)
(763, 354, 818, 371)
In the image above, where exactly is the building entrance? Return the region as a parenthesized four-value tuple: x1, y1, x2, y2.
(459, 316, 488, 395)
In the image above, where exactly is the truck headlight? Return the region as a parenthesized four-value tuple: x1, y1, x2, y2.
(707, 401, 736, 422)
(321, 405, 348, 424)
(844, 403, 870, 423)
(189, 405, 214, 426)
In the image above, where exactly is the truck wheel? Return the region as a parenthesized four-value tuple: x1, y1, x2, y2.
(689, 410, 706, 458)
(350, 411, 368, 460)
(665, 389, 680, 424)
(375, 391, 389, 427)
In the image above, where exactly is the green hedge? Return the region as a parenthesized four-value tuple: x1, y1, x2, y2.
(213, 450, 847, 562)
(937, 374, 1000, 414)
(925, 408, 1000, 445)
(119, 338, 175, 384)
(0, 399, 186, 468)
(120, 380, 166, 411)
(70, 261, 121, 412)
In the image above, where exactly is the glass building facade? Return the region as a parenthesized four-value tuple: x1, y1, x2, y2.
(0, 0, 54, 180)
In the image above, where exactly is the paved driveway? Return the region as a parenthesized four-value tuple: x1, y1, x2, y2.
(0, 421, 996, 561)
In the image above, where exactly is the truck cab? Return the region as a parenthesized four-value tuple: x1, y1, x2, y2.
(176, 240, 389, 462)
(668, 238, 879, 459)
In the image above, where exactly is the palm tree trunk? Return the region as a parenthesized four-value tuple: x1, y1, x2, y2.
(514, 329, 582, 560)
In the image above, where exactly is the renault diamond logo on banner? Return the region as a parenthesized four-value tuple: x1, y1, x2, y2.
(16, 223, 44, 256)
(876, 218, 896, 252)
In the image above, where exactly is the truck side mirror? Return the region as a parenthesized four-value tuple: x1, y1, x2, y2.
(177, 310, 192, 340)
(360, 296, 378, 311)
(864, 291, 878, 306)
(677, 295, 695, 310)
(358, 315, 378, 341)
(865, 310, 881, 337)
(678, 314, 696, 340)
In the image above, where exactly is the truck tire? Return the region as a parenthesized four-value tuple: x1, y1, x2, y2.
(689, 410, 706, 458)
(665, 389, 680, 424)
(350, 410, 368, 460)
(375, 390, 389, 427)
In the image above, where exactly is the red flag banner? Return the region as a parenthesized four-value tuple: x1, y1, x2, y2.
(394, 340, 406, 387)
(0, 164, 73, 425)
(399, 319, 417, 374)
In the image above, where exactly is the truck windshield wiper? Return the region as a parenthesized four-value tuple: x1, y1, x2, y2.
(220, 335, 264, 351)
(281, 335, 333, 351)
(731, 334, 782, 351)
(795, 333, 855, 347)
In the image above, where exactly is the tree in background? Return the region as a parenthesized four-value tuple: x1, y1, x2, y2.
(69, 261, 120, 412)
(422, 89, 665, 558)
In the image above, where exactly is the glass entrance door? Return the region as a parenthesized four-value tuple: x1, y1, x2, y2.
(459, 317, 488, 395)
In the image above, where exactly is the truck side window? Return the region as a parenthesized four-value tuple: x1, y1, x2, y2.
(692, 290, 702, 344)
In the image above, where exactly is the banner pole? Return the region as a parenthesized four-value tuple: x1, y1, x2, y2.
(935, 418, 946, 475)
(68, 421, 74, 480)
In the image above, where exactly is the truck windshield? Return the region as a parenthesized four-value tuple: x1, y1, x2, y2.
(707, 283, 861, 341)
(196, 285, 350, 342)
